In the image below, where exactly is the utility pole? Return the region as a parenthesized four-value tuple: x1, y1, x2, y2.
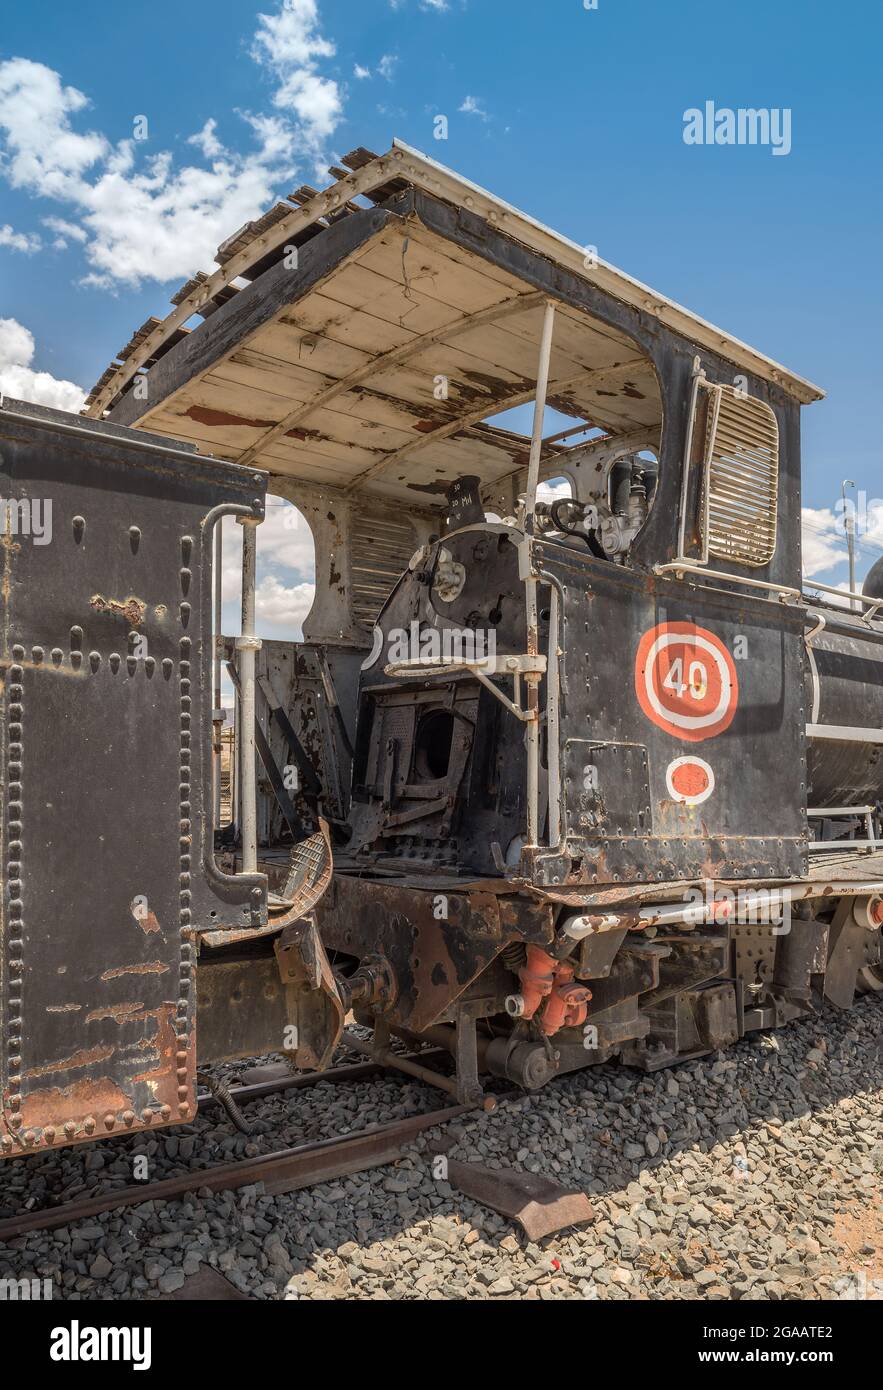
(842, 479, 857, 612)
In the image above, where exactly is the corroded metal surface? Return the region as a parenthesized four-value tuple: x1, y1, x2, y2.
(317, 874, 554, 1032)
(444, 1158, 594, 1241)
(0, 402, 266, 1157)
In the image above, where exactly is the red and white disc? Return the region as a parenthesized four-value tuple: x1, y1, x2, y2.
(666, 755, 715, 806)
(634, 622, 738, 742)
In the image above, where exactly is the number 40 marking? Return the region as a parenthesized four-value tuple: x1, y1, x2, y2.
(662, 656, 708, 700)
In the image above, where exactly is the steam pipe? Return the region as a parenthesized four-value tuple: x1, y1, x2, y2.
(523, 299, 557, 847)
(341, 1028, 461, 1100)
(236, 517, 261, 873)
(212, 521, 223, 827)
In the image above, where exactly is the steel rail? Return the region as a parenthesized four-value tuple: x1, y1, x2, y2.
(196, 1050, 450, 1111)
(0, 1100, 470, 1242)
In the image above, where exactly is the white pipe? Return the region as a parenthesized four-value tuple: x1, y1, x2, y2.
(212, 521, 223, 827)
(236, 518, 262, 873)
(562, 878, 883, 938)
(524, 300, 557, 520)
(546, 583, 562, 847)
(654, 559, 802, 601)
(807, 723, 883, 744)
(675, 358, 704, 559)
(523, 300, 556, 848)
(805, 576, 881, 611)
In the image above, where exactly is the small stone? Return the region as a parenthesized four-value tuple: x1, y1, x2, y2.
(489, 1275, 514, 1295)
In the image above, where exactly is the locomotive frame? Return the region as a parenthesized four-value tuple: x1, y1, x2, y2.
(2, 142, 881, 1154)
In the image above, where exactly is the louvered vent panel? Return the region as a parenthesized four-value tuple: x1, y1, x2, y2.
(700, 386, 779, 567)
(350, 513, 416, 629)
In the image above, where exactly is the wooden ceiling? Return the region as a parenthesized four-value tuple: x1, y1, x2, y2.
(102, 214, 662, 508)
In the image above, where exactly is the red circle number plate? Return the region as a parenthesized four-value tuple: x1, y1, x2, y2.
(634, 622, 738, 742)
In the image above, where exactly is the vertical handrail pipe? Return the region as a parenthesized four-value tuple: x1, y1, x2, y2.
(522, 299, 557, 848)
(236, 517, 262, 873)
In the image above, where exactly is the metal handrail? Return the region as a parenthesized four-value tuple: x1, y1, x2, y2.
(384, 653, 545, 724)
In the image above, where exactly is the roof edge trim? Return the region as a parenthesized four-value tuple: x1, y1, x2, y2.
(391, 140, 824, 405)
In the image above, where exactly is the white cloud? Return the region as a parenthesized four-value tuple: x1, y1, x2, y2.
(378, 54, 398, 81)
(251, 0, 342, 147)
(221, 499, 314, 577)
(537, 478, 572, 503)
(255, 573, 316, 632)
(859, 499, 883, 552)
(0, 222, 40, 252)
(0, 2, 346, 288)
(41, 215, 88, 249)
(390, 0, 451, 9)
(219, 500, 316, 638)
(459, 95, 488, 119)
(0, 317, 85, 411)
(0, 58, 108, 198)
(353, 64, 371, 80)
(801, 506, 846, 578)
(802, 501, 883, 590)
(187, 118, 224, 159)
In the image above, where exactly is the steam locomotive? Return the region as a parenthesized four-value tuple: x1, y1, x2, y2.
(2, 142, 880, 1155)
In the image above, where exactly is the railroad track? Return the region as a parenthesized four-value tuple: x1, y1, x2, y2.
(0, 1054, 478, 1243)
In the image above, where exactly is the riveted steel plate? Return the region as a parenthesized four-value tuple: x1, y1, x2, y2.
(0, 401, 266, 1157)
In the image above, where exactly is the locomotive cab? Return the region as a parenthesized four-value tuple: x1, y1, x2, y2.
(95, 144, 878, 1103)
(5, 142, 880, 1160)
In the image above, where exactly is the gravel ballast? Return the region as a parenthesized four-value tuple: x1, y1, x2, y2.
(1, 996, 880, 1301)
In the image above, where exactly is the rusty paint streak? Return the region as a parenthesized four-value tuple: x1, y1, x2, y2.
(100, 961, 170, 980)
(130, 1006, 192, 1108)
(131, 904, 161, 934)
(185, 404, 277, 430)
(91, 593, 147, 626)
(85, 1002, 147, 1024)
(18, 1077, 133, 1132)
(22, 1044, 115, 1081)
(182, 405, 326, 440)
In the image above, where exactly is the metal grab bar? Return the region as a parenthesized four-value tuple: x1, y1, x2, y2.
(384, 653, 546, 724)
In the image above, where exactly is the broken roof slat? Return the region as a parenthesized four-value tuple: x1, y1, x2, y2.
(340, 147, 381, 170)
(215, 203, 293, 267)
(171, 272, 209, 306)
(287, 185, 320, 206)
(117, 317, 163, 362)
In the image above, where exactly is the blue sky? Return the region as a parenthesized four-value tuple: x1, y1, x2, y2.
(1, 0, 882, 635)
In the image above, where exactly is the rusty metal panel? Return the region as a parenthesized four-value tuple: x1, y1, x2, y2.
(563, 740, 651, 840)
(317, 874, 553, 1031)
(0, 401, 266, 1157)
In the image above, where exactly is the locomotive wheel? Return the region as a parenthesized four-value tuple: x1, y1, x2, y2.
(856, 963, 883, 993)
(856, 928, 883, 993)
